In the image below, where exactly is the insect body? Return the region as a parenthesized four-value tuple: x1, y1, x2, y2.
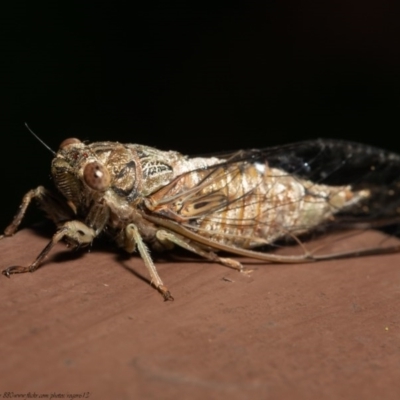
(2, 138, 400, 300)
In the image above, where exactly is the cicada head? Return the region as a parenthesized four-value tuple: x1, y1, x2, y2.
(51, 138, 141, 213)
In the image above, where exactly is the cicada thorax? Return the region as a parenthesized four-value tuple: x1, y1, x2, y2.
(146, 159, 370, 249)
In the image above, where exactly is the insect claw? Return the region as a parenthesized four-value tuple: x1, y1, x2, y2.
(241, 269, 254, 276)
(159, 285, 174, 301)
(2, 269, 11, 278)
(163, 293, 174, 301)
(218, 257, 243, 271)
(2, 265, 31, 276)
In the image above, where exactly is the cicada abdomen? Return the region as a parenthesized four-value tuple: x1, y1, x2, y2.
(145, 156, 370, 250)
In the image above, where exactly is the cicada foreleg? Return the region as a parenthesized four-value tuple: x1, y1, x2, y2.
(124, 224, 174, 301)
(156, 229, 244, 271)
(0, 186, 76, 239)
(2, 221, 96, 276)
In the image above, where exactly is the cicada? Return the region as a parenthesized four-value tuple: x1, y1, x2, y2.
(2, 136, 400, 300)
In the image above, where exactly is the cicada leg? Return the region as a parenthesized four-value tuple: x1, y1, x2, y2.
(1, 186, 76, 239)
(2, 221, 96, 276)
(156, 229, 244, 271)
(125, 224, 174, 301)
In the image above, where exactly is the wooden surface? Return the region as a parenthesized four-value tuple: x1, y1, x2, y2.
(1, 228, 400, 400)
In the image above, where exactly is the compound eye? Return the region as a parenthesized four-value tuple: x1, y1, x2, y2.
(83, 161, 111, 191)
(59, 138, 82, 150)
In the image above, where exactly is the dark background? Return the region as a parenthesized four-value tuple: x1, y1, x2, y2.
(1, 1, 400, 229)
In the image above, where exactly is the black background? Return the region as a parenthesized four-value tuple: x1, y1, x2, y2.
(1, 1, 400, 229)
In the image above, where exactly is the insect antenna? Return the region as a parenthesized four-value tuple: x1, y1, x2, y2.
(24, 123, 56, 156)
